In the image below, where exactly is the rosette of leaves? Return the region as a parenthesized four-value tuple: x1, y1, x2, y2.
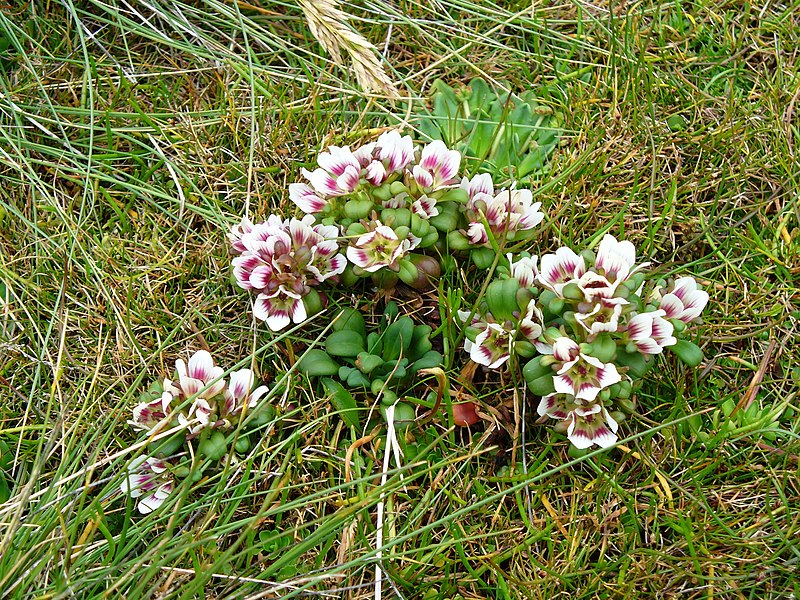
(296, 304, 444, 428)
(412, 78, 562, 181)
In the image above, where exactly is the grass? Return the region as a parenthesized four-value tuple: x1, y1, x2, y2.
(1, 0, 799, 598)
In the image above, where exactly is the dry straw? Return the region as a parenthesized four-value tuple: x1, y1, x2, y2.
(298, 0, 399, 98)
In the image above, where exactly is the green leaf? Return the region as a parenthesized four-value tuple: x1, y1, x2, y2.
(410, 350, 444, 374)
(332, 308, 366, 338)
(670, 340, 704, 367)
(528, 374, 556, 396)
(0, 474, 10, 503)
(325, 330, 366, 358)
(355, 352, 384, 374)
(321, 378, 360, 428)
(382, 316, 415, 361)
(296, 349, 340, 377)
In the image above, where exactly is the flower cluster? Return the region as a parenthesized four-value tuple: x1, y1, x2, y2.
(120, 350, 269, 513)
(230, 130, 546, 330)
(229, 215, 346, 331)
(460, 235, 709, 449)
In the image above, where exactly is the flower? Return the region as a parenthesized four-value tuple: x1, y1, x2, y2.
(578, 234, 649, 300)
(130, 379, 180, 432)
(465, 186, 543, 245)
(518, 300, 544, 341)
(228, 216, 253, 254)
(121, 456, 175, 514)
(411, 195, 439, 218)
(627, 310, 677, 354)
(289, 183, 328, 214)
(460, 173, 494, 204)
(575, 297, 628, 335)
(537, 247, 586, 296)
(375, 130, 415, 175)
(174, 350, 226, 433)
(594, 234, 640, 284)
(223, 369, 269, 417)
(459, 305, 542, 369)
(538, 394, 619, 449)
(509, 254, 538, 289)
(302, 145, 363, 196)
(346, 223, 419, 272)
(464, 322, 514, 368)
(253, 287, 307, 331)
(231, 214, 346, 330)
(176, 350, 226, 399)
(548, 337, 621, 401)
(658, 277, 709, 323)
(411, 140, 461, 191)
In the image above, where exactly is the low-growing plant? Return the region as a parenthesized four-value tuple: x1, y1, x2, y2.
(120, 350, 273, 513)
(458, 236, 708, 449)
(411, 77, 562, 181)
(297, 303, 444, 428)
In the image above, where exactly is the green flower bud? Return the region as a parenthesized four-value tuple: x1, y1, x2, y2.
(615, 397, 636, 414)
(471, 248, 495, 269)
(429, 210, 460, 233)
(340, 264, 361, 286)
(198, 431, 227, 461)
(302, 289, 324, 317)
(419, 230, 440, 248)
(486, 278, 521, 321)
(548, 296, 565, 314)
(345, 222, 368, 237)
(669, 340, 704, 367)
(397, 259, 420, 287)
(393, 208, 412, 228)
(235, 436, 252, 454)
(515, 340, 536, 358)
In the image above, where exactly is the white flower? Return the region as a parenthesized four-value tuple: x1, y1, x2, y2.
(549, 337, 621, 402)
(346, 223, 418, 272)
(231, 214, 346, 330)
(302, 145, 362, 196)
(253, 287, 307, 331)
(658, 277, 709, 323)
(627, 310, 677, 354)
(175, 350, 225, 399)
(120, 456, 175, 514)
(412, 140, 461, 190)
(223, 369, 269, 416)
(509, 254, 538, 288)
(537, 247, 586, 297)
(537, 394, 619, 449)
(289, 183, 328, 214)
(575, 297, 628, 334)
(464, 185, 543, 246)
(465, 322, 513, 369)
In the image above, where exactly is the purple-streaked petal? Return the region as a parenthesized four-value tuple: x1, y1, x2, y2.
(289, 183, 327, 214)
(412, 165, 434, 189)
(552, 337, 580, 362)
(317, 146, 360, 176)
(365, 160, 387, 185)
